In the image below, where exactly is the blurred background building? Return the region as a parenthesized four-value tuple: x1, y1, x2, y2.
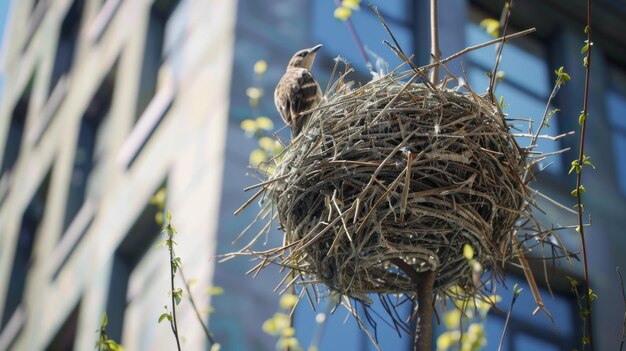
(0, 0, 625, 350)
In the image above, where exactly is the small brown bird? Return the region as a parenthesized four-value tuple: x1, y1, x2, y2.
(274, 44, 323, 137)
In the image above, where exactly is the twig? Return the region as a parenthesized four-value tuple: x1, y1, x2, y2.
(488, 0, 514, 102)
(498, 285, 522, 351)
(575, 0, 594, 349)
(369, 3, 436, 91)
(309, 296, 334, 350)
(429, 0, 441, 84)
(334, 0, 372, 69)
(617, 267, 626, 351)
(179, 267, 217, 346)
(522, 70, 568, 184)
(421, 28, 535, 71)
(286, 275, 297, 351)
(167, 229, 183, 351)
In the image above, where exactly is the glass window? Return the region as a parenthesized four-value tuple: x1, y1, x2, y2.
(436, 274, 579, 351)
(106, 186, 164, 343)
(295, 295, 411, 350)
(49, 0, 84, 93)
(64, 64, 116, 232)
(464, 19, 562, 174)
(607, 68, 626, 195)
(135, 0, 181, 121)
(44, 302, 80, 351)
(311, 1, 412, 74)
(0, 76, 33, 181)
(1, 169, 51, 328)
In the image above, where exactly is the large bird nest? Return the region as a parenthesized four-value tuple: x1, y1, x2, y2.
(272, 71, 526, 295)
(234, 67, 569, 305)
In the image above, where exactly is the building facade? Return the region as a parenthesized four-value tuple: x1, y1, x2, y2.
(1, 0, 626, 350)
(0, 0, 238, 349)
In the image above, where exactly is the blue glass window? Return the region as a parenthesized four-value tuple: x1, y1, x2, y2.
(0, 0, 10, 52)
(607, 70, 626, 195)
(312, 1, 412, 74)
(465, 21, 562, 174)
(295, 295, 412, 350)
(435, 274, 579, 351)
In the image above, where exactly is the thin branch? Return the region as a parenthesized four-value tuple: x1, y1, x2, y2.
(498, 286, 521, 351)
(309, 296, 334, 351)
(429, 0, 441, 84)
(421, 28, 536, 71)
(178, 267, 217, 345)
(617, 267, 626, 351)
(488, 0, 514, 102)
(369, 3, 437, 91)
(168, 242, 182, 351)
(522, 72, 567, 184)
(334, 0, 372, 69)
(575, 0, 594, 349)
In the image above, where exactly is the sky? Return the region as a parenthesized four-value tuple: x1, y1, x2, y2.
(0, 0, 11, 100)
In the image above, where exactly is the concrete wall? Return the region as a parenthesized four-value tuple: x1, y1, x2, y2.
(0, 0, 237, 349)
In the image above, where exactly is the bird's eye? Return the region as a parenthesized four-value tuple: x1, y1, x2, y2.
(298, 52, 306, 57)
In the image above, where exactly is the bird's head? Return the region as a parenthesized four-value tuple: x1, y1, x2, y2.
(287, 44, 322, 70)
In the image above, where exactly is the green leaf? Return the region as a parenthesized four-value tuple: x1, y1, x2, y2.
(479, 18, 500, 37)
(568, 160, 580, 175)
(174, 289, 183, 305)
(581, 44, 589, 54)
(334, 6, 352, 21)
(208, 286, 225, 295)
(463, 244, 474, 260)
(544, 108, 560, 127)
(584, 25, 590, 34)
(105, 340, 122, 351)
(499, 96, 509, 108)
(171, 257, 182, 274)
(565, 275, 579, 287)
(579, 112, 587, 125)
(589, 288, 598, 302)
(495, 70, 506, 81)
(581, 308, 589, 318)
(582, 155, 596, 169)
(554, 66, 571, 84)
(158, 313, 171, 323)
(571, 184, 587, 197)
(101, 313, 108, 327)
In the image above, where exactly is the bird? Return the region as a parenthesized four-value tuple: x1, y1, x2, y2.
(274, 44, 323, 137)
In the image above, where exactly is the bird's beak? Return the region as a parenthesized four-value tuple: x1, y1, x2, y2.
(308, 44, 323, 55)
